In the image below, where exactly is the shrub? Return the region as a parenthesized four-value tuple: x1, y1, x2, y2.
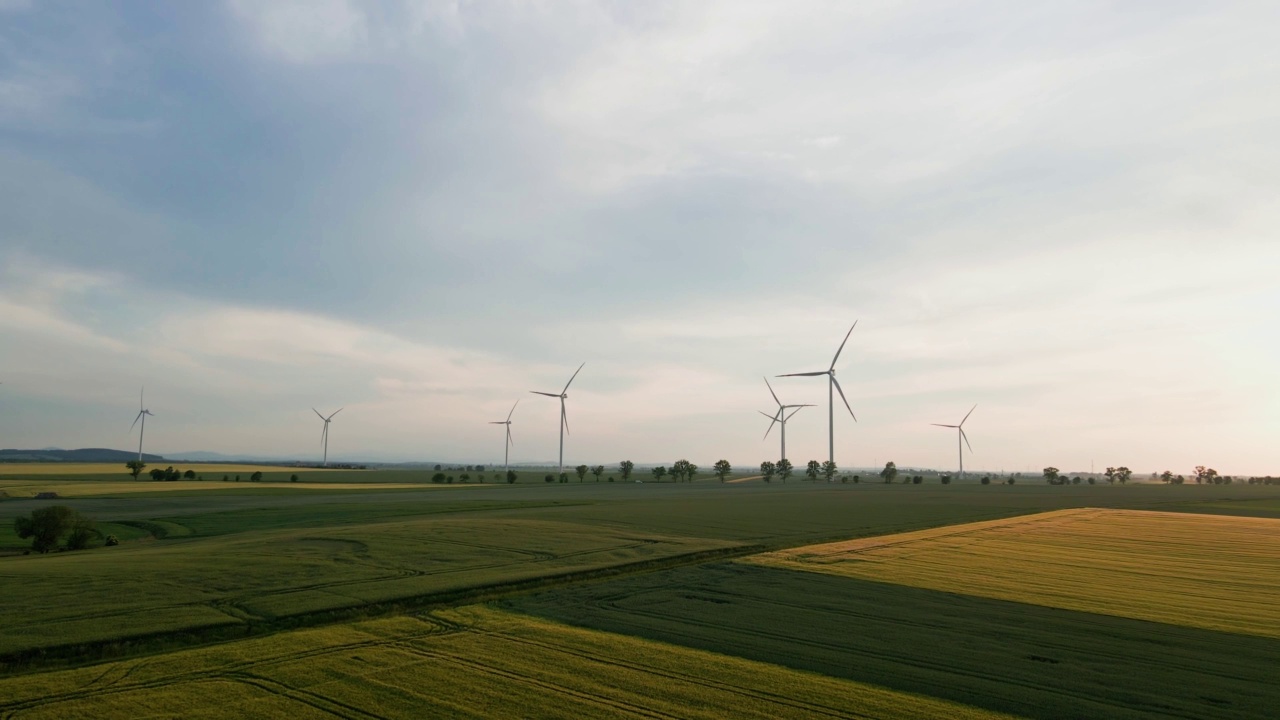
(1072, 477, 1081, 484)
(912, 476, 922, 484)
(608, 475, 614, 482)
(841, 475, 848, 484)
(222, 475, 229, 482)
(852, 475, 860, 484)
(980, 477, 990, 485)
(459, 473, 470, 483)
(1007, 478, 1016, 485)
(250, 471, 263, 482)
(431, 473, 445, 483)
(235, 475, 241, 482)
(104, 534, 119, 546)
(1088, 477, 1096, 485)
(545, 474, 555, 483)
(940, 475, 951, 485)
(446, 476, 454, 483)
(507, 470, 517, 484)
(183, 469, 197, 479)
(290, 474, 299, 482)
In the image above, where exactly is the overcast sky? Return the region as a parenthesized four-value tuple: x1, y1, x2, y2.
(2, 1, 1277, 475)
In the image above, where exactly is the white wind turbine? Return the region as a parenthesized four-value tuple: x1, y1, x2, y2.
(130, 387, 154, 464)
(932, 405, 976, 479)
(759, 377, 812, 464)
(777, 321, 858, 466)
(489, 400, 519, 477)
(313, 408, 343, 467)
(530, 362, 584, 478)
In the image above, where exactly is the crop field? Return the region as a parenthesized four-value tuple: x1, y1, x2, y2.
(508, 507, 1280, 719)
(748, 508, 1280, 638)
(0, 606, 1014, 720)
(4, 481, 1280, 716)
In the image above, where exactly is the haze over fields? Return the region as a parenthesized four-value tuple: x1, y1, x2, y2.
(1, 2, 1277, 474)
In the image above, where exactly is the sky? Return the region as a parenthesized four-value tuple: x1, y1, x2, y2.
(1, 1, 1278, 475)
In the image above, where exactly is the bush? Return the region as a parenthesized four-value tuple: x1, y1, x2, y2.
(912, 476, 922, 484)
(507, 470, 517, 484)
(66, 525, 95, 550)
(940, 475, 951, 485)
(183, 469, 196, 479)
(223, 475, 229, 482)
(446, 476, 454, 484)
(1088, 477, 1096, 485)
(980, 477, 990, 485)
(290, 474, 299, 482)
(545, 474, 555, 483)
(841, 475, 848, 484)
(560, 473, 569, 483)
(852, 475, 860, 484)
(608, 476, 614, 482)
(1007, 478, 1016, 485)
(250, 471, 263, 482)
(459, 473, 470, 483)
(104, 534, 119, 547)
(1072, 477, 1081, 484)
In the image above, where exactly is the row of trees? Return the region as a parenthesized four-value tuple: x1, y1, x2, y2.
(759, 459, 838, 483)
(13, 506, 102, 553)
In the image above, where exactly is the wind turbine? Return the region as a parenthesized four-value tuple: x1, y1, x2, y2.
(313, 408, 342, 467)
(530, 362, 584, 478)
(760, 377, 812, 464)
(777, 321, 858, 466)
(489, 400, 519, 477)
(932, 404, 976, 479)
(130, 388, 154, 464)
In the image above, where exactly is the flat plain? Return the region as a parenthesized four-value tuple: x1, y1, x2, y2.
(4, 472, 1280, 718)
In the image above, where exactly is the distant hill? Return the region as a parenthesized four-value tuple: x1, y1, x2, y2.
(0, 448, 165, 463)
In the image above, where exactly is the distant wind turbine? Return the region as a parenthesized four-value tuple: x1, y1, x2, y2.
(932, 404, 976, 479)
(777, 321, 858, 466)
(489, 400, 519, 477)
(530, 362, 584, 477)
(313, 408, 343, 467)
(130, 387, 154, 464)
(759, 377, 812, 464)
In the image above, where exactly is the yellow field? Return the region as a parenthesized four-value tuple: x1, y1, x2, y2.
(0, 463, 311, 476)
(748, 508, 1280, 639)
(0, 479, 469, 497)
(0, 606, 1014, 719)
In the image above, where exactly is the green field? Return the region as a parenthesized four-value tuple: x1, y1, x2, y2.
(3, 476, 1280, 717)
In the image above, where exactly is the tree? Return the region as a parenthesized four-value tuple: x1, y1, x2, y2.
(183, 469, 197, 479)
(591, 465, 604, 482)
(805, 460, 821, 482)
(250, 471, 263, 482)
(980, 476, 991, 485)
(619, 460, 635, 483)
(671, 459, 690, 482)
(1160, 470, 1174, 484)
(1114, 466, 1132, 484)
(507, 470, 518, 484)
(14, 506, 94, 553)
(651, 466, 667, 482)
(1104, 467, 1116, 484)
(821, 460, 838, 483)
(575, 464, 589, 482)
(880, 461, 898, 484)
(125, 460, 146, 479)
(941, 474, 951, 485)
(777, 458, 794, 483)
(1043, 467, 1060, 484)
(760, 461, 776, 483)
(714, 459, 732, 482)
(686, 462, 699, 482)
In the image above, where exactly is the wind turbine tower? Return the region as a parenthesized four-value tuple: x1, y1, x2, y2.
(777, 322, 858, 466)
(530, 363, 584, 477)
(760, 377, 812, 463)
(130, 388, 155, 464)
(313, 408, 343, 467)
(489, 400, 519, 477)
(931, 404, 976, 479)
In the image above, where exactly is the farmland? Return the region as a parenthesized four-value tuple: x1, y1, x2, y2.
(0, 606, 1014, 719)
(3, 477, 1280, 717)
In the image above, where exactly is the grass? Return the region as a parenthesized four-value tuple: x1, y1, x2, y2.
(748, 508, 1280, 638)
(0, 606, 1015, 719)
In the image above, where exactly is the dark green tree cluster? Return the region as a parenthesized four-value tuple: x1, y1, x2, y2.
(714, 459, 732, 482)
(880, 461, 897, 483)
(13, 506, 96, 553)
(671, 459, 698, 482)
(619, 460, 635, 483)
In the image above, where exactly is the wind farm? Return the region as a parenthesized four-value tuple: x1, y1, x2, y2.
(3, 3, 1276, 718)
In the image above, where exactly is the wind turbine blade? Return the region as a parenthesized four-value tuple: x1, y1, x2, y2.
(328, 408, 343, 420)
(832, 377, 856, 421)
(489, 421, 506, 425)
(777, 371, 828, 377)
(561, 404, 570, 436)
(506, 399, 519, 422)
(830, 320, 857, 370)
(760, 411, 780, 439)
(763, 377, 781, 407)
(961, 428, 973, 453)
(960, 403, 977, 427)
(530, 391, 560, 397)
(507, 427, 514, 447)
(313, 408, 325, 420)
(785, 407, 804, 422)
(931, 423, 958, 428)
(130, 411, 143, 431)
(561, 362, 585, 394)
